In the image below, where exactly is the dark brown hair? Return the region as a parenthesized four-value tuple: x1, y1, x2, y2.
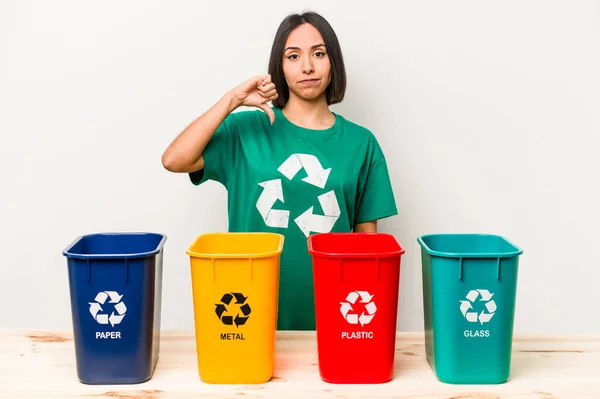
(268, 11, 346, 107)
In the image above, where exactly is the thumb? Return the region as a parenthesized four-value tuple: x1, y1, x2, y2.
(259, 103, 275, 125)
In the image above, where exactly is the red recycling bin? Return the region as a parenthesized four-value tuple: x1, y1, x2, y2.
(308, 233, 405, 384)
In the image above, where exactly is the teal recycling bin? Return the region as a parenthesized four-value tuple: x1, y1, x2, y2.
(417, 233, 523, 384)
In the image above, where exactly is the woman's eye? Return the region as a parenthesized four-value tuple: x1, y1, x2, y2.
(287, 54, 299, 60)
(314, 51, 326, 57)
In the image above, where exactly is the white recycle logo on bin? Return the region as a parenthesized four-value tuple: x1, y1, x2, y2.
(460, 289, 496, 325)
(89, 291, 127, 327)
(340, 291, 377, 327)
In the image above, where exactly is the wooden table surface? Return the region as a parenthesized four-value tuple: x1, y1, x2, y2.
(0, 330, 598, 398)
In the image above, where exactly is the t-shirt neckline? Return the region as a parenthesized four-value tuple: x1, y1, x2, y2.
(273, 106, 341, 139)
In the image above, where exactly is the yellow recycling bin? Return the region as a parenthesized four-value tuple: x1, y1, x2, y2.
(186, 232, 284, 384)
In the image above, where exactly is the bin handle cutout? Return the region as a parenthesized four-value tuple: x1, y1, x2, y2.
(209, 258, 254, 281)
(338, 257, 381, 282)
(249, 258, 253, 281)
(496, 257, 501, 280)
(87, 259, 91, 283)
(458, 257, 502, 280)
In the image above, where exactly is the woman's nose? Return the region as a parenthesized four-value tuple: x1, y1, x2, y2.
(302, 57, 314, 74)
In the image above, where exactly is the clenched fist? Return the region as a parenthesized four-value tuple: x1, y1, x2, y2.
(230, 74, 279, 124)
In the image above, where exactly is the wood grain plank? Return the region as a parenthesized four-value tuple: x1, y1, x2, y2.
(0, 330, 598, 398)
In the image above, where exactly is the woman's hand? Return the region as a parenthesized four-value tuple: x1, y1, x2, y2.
(229, 74, 279, 124)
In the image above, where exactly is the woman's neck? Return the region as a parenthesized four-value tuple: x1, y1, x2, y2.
(282, 94, 335, 130)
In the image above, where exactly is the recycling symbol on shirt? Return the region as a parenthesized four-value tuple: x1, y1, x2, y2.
(215, 292, 251, 327)
(255, 153, 340, 237)
(460, 289, 497, 325)
(340, 291, 377, 327)
(88, 291, 127, 327)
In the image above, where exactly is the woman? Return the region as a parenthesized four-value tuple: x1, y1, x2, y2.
(162, 11, 397, 330)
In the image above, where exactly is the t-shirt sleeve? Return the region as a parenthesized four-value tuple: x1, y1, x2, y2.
(189, 113, 240, 187)
(354, 141, 398, 225)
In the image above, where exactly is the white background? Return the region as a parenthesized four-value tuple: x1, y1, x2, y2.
(1, 0, 599, 333)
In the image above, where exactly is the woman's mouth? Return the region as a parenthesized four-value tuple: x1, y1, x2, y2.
(299, 78, 320, 85)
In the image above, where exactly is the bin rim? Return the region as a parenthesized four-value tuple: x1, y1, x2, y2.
(62, 232, 167, 260)
(417, 233, 523, 258)
(307, 232, 405, 258)
(185, 232, 285, 259)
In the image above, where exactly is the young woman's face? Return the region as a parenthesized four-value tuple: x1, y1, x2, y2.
(282, 23, 331, 103)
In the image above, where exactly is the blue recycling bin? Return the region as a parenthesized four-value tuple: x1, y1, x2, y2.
(63, 232, 166, 384)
